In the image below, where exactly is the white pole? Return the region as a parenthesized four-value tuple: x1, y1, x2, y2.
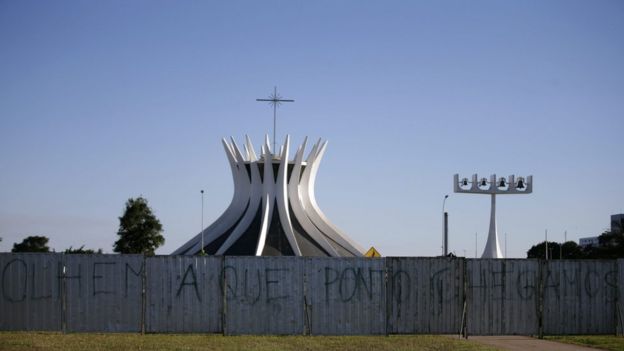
(545, 229, 548, 260)
(482, 192, 502, 258)
(442, 194, 449, 256)
(560, 230, 563, 259)
(201, 189, 205, 255)
(475, 232, 478, 258)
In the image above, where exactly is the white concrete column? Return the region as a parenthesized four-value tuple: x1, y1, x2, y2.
(482, 194, 503, 258)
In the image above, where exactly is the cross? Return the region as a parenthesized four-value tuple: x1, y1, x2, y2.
(256, 87, 294, 153)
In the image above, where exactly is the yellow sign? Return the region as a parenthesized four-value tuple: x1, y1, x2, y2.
(365, 246, 382, 257)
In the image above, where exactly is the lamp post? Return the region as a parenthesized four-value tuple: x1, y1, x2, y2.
(442, 195, 449, 256)
(545, 229, 548, 260)
(475, 232, 478, 258)
(560, 230, 564, 259)
(200, 190, 205, 256)
(454, 174, 533, 258)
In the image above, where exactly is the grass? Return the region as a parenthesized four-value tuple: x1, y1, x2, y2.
(0, 332, 500, 351)
(545, 335, 624, 351)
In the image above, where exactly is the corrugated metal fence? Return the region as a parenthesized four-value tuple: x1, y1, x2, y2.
(1, 254, 622, 335)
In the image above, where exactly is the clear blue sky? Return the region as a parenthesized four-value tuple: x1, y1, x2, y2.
(1, 1, 623, 257)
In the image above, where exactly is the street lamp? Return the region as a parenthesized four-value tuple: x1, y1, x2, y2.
(545, 229, 548, 260)
(454, 173, 533, 258)
(200, 190, 205, 256)
(475, 232, 478, 258)
(442, 194, 449, 256)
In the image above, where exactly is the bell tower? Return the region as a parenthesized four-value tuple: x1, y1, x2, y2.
(453, 173, 533, 258)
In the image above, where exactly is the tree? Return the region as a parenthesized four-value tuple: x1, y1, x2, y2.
(584, 230, 624, 259)
(526, 233, 624, 259)
(527, 241, 559, 259)
(12, 236, 50, 253)
(65, 245, 103, 254)
(527, 241, 585, 259)
(113, 197, 164, 255)
(561, 241, 585, 259)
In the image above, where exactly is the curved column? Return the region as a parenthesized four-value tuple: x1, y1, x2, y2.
(264, 134, 272, 154)
(215, 147, 263, 255)
(300, 140, 365, 256)
(298, 139, 320, 213)
(275, 136, 302, 256)
(255, 140, 276, 255)
(245, 134, 257, 161)
(287, 138, 339, 256)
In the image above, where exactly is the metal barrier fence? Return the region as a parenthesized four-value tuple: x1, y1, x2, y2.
(0, 253, 621, 335)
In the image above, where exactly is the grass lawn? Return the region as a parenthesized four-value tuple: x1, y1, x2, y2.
(545, 335, 624, 351)
(0, 332, 500, 351)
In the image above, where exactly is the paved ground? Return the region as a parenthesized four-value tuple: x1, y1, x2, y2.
(465, 336, 602, 351)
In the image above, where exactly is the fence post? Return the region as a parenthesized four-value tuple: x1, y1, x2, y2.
(388, 258, 392, 336)
(221, 256, 226, 336)
(617, 259, 622, 336)
(141, 254, 146, 334)
(460, 257, 468, 338)
(537, 259, 545, 339)
(384, 257, 389, 336)
(60, 253, 67, 334)
(303, 257, 311, 335)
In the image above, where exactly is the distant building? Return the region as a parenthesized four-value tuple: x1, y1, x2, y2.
(579, 236, 599, 247)
(611, 214, 624, 234)
(578, 214, 624, 248)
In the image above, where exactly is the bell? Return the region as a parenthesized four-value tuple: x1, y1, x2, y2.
(480, 178, 488, 187)
(516, 177, 525, 189)
(462, 178, 469, 186)
(498, 177, 506, 187)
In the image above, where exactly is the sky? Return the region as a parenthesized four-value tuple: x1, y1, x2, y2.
(1, 1, 623, 257)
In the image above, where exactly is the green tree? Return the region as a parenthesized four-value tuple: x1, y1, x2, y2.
(527, 241, 585, 259)
(12, 235, 50, 253)
(113, 197, 164, 255)
(65, 245, 103, 254)
(561, 241, 585, 258)
(584, 230, 624, 259)
(527, 241, 559, 259)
